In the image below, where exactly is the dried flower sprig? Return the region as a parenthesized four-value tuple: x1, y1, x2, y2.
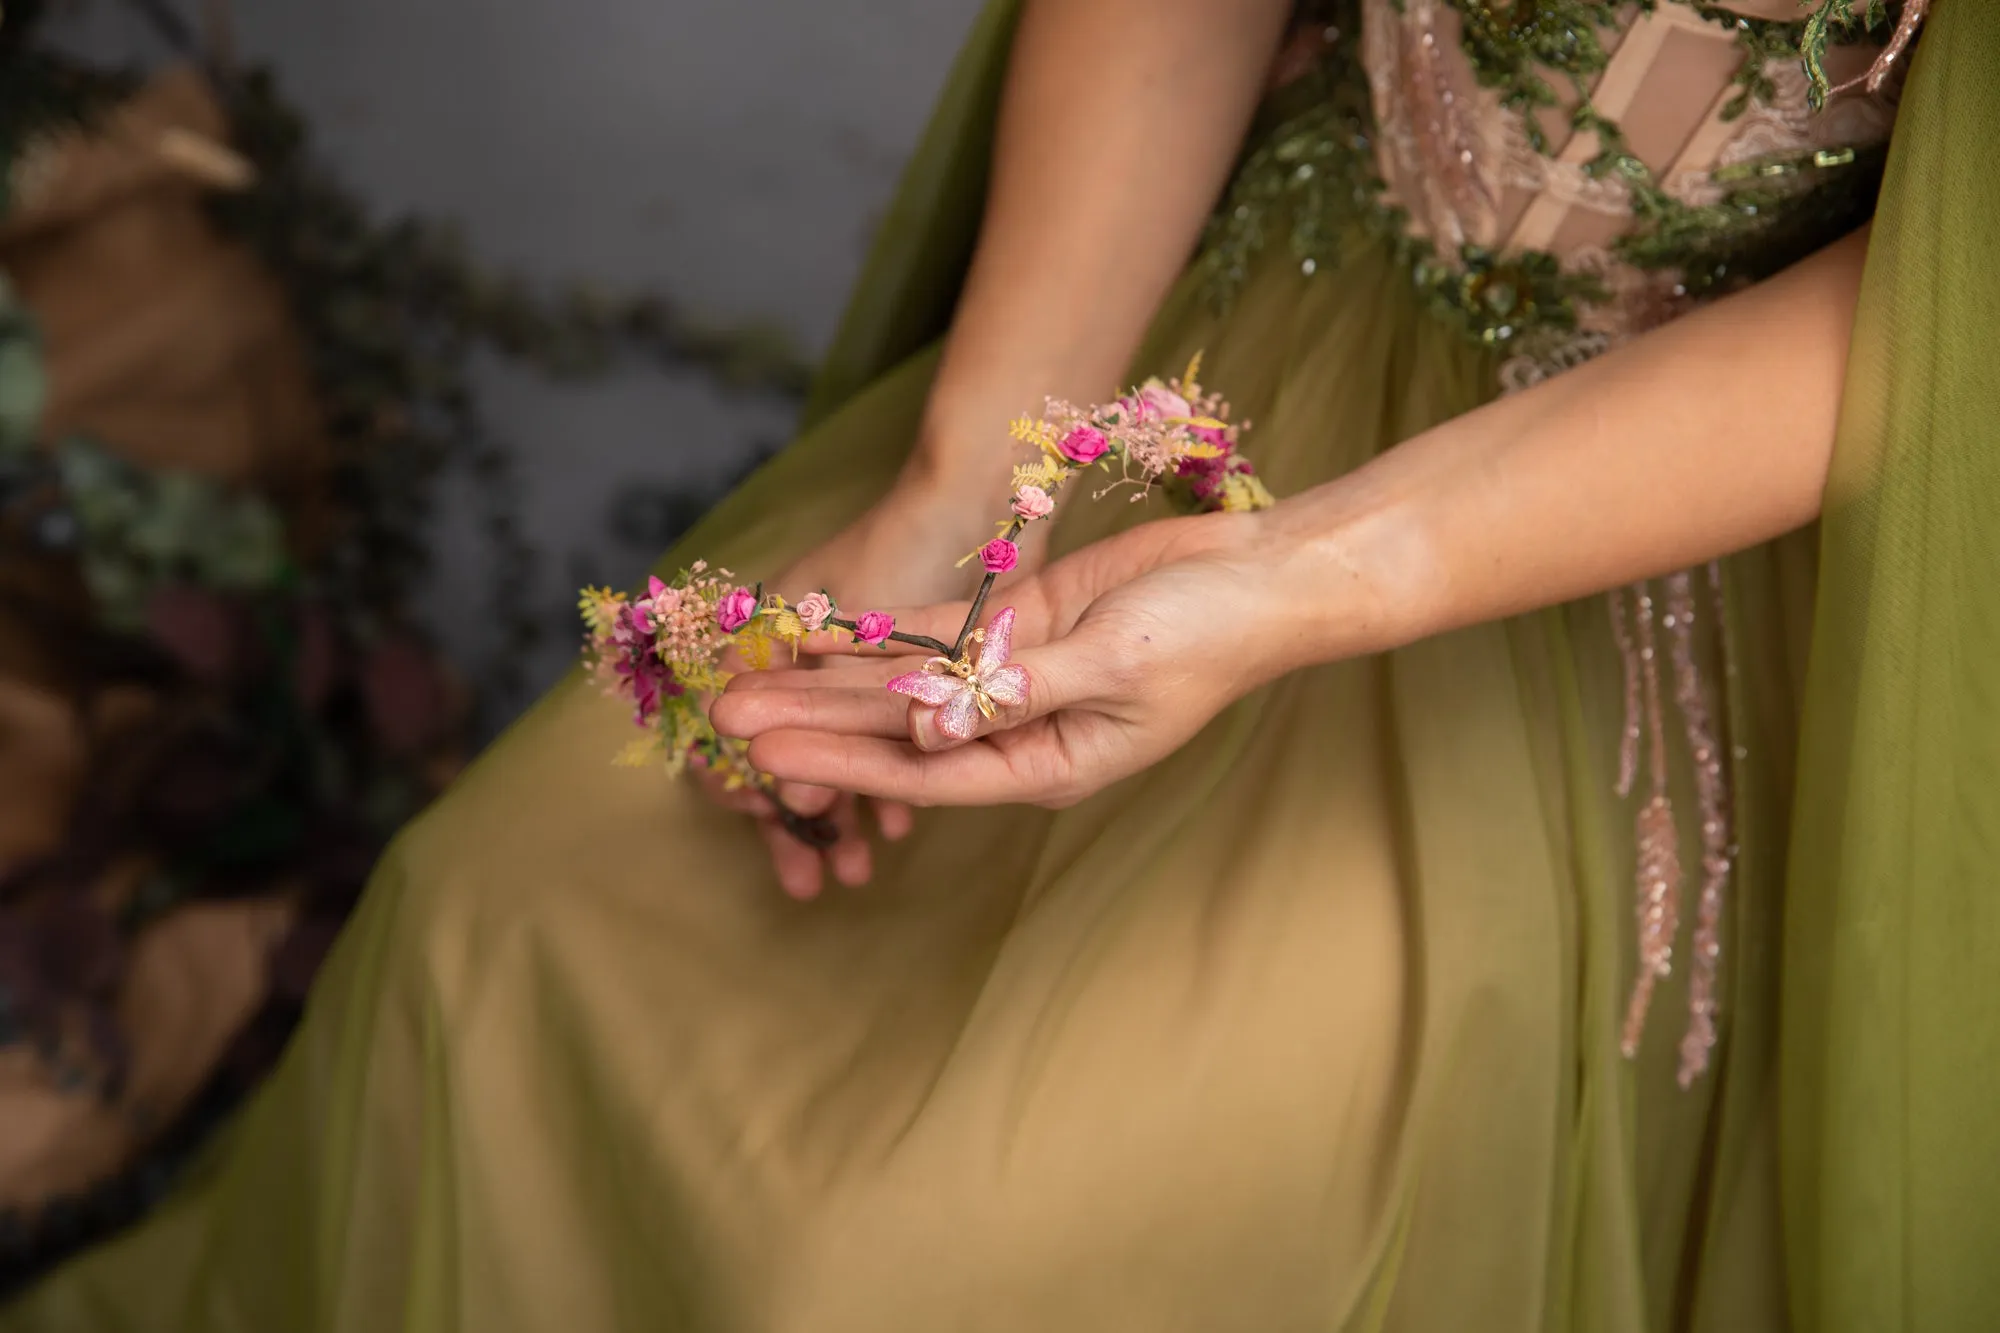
(580, 355, 1269, 843)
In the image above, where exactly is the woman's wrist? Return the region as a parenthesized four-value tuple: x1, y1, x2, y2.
(1248, 480, 1442, 677)
(894, 388, 1025, 502)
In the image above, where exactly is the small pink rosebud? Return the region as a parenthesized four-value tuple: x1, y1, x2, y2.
(716, 586, 759, 633)
(1058, 425, 1109, 464)
(1011, 485, 1054, 520)
(795, 591, 834, 631)
(855, 611, 895, 646)
(979, 538, 1019, 574)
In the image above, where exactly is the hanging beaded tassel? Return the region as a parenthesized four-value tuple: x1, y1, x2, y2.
(1667, 565, 1737, 1085)
(1617, 582, 1684, 1060)
(1515, 357, 1738, 1083)
(1608, 570, 1737, 1083)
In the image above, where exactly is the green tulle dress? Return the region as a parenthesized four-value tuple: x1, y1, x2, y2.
(4, 2, 1996, 1329)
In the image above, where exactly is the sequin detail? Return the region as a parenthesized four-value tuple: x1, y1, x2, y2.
(1504, 333, 1740, 1084)
(1204, 0, 1901, 347)
(1664, 566, 1735, 1086)
(1619, 583, 1684, 1062)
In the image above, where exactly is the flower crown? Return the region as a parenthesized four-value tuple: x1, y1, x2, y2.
(578, 354, 1266, 844)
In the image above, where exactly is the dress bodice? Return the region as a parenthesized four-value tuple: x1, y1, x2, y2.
(1201, 0, 1923, 1089)
(1206, 0, 1910, 376)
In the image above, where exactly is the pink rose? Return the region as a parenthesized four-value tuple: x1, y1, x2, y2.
(1058, 425, 1109, 464)
(1011, 485, 1054, 520)
(795, 591, 833, 631)
(979, 538, 1019, 574)
(855, 611, 895, 646)
(1139, 382, 1191, 419)
(716, 586, 758, 633)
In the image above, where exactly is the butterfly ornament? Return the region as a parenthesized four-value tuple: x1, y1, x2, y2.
(885, 607, 1032, 742)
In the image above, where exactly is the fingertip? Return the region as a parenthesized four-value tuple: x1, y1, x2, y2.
(761, 819, 824, 901)
(830, 837, 872, 888)
(780, 781, 839, 817)
(744, 732, 799, 782)
(874, 800, 914, 840)
(779, 847, 823, 901)
(708, 694, 746, 738)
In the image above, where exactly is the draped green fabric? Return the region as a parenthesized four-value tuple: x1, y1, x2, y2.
(0, 5, 1994, 1330)
(1784, 4, 2000, 1327)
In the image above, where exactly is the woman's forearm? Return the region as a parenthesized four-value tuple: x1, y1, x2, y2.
(911, 0, 1292, 493)
(1264, 228, 1869, 666)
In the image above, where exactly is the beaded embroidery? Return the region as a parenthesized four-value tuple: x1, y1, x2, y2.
(1205, 0, 1900, 349)
(1208, 0, 1916, 1083)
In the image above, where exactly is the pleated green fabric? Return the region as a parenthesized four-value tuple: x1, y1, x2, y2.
(1783, 4, 2000, 1327)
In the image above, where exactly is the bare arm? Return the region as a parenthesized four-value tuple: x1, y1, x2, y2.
(719, 230, 1871, 805)
(907, 0, 1294, 499)
(1267, 227, 1868, 670)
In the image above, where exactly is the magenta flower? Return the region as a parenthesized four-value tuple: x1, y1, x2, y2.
(855, 611, 895, 646)
(716, 586, 758, 633)
(795, 591, 834, 631)
(1058, 425, 1109, 464)
(1189, 424, 1232, 450)
(979, 538, 1019, 574)
(612, 629, 682, 724)
(611, 601, 650, 647)
(1011, 485, 1054, 520)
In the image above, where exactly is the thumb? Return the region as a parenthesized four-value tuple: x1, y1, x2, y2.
(906, 639, 1100, 751)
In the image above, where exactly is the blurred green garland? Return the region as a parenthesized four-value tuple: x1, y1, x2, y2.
(0, 0, 814, 1287)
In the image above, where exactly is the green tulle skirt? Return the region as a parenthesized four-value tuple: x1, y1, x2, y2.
(0, 227, 1824, 1330)
(8, 1, 2000, 1327)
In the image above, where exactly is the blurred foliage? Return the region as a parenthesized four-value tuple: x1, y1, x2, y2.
(0, 0, 816, 1287)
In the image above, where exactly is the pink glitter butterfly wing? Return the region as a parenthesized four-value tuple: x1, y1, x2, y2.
(886, 670, 964, 707)
(976, 607, 1017, 676)
(980, 664, 1029, 708)
(974, 607, 1030, 709)
(932, 687, 983, 742)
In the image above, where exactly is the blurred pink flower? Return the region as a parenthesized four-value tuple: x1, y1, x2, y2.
(145, 585, 242, 683)
(636, 575, 681, 629)
(1140, 382, 1191, 419)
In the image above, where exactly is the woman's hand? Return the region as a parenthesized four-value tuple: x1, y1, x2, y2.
(711, 510, 1307, 810)
(698, 459, 1039, 898)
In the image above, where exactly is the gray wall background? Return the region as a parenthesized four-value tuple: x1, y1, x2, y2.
(48, 0, 984, 718)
